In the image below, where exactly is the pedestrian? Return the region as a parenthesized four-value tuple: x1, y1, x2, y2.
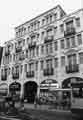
(34, 95, 38, 109)
(20, 96, 24, 110)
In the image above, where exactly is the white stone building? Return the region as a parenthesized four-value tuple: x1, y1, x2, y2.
(0, 5, 83, 102)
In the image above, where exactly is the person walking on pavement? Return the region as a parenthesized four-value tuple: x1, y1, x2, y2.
(20, 96, 24, 110)
(34, 95, 38, 109)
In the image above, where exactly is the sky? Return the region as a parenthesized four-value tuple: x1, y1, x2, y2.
(0, 0, 82, 45)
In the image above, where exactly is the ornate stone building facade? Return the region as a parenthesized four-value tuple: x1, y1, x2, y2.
(0, 5, 83, 102)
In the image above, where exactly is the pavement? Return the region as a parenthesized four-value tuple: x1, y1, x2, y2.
(0, 102, 71, 120)
(23, 103, 71, 113)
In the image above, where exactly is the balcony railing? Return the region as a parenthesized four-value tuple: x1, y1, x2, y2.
(64, 27, 76, 37)
(15, 46, 22, 53)
(43, 68, 54, 76)
(28, 42, 36, 49)
(66, 64, 79, 73)
(12, 73, 19, 79)
(1, 74, 7, 81)
(26, 71, 34, 78)
(44, 35, 54, 43)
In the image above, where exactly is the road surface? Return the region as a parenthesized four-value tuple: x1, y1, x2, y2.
(0, 108, 72, 120)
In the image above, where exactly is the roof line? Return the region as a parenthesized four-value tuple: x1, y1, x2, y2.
(15, 5, 66, 29)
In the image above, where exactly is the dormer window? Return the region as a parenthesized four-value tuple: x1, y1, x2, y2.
(50, 15, 52, 23)
(76, 17, 80, 27)
(28, 26, 30, 32)
(42, 19, 45, 25)
(47, 29, 52, 36)
(66, 20, 73, 30)
(54, 13, 57, 20)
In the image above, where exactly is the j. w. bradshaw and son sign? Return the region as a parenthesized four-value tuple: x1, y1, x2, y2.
(40, 79, 59, 90)
(9, 82, 21, 91)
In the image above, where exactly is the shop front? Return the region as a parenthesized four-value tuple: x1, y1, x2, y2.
(40, 79, 59, 103)
(9, 82, 21, 101)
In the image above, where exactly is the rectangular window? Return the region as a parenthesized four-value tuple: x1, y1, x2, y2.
(32, 49, 35, 57)
(66, 21, 73, 30)
(54, 27, 57, 34)
(35, 61, 38, 71)
(40, 60, 44, 70)
(54, 58, 58, 68)
(68, 54, 77, 65)
(29, 63, 34, 71)
(41, 45, 44, 54)
(66, 38, 70, 48)
(79, 53, 83, 64)
(50, 15, 52, 23)
(54, 13, 57, 20)
(61, 56, 65, 66)
(76, 17, 80, 27)
(27, 38, 29, 44)
(47, 29, 52, 36)
(71, 36, 76, 47)
(36, 46, 39, 56)
(42, 19, 45, 25)
(50, 43, 53, 53)
(54, 41, 58, 51)
(61, 39, 65, 49)
(46, 59, 53, 68)
(41, 31, 44, 40)
(77, 34, 82, 45)
(46, 44, 49, 54)
(26, 50, 28, 58)
(20, 65, 23, 73)
(60, 24, 64, 33)
(28, 26, 30, 32)
(25, 64, 27, 72)
(13, 54, 15, 61)
(23, 39, 25, 46)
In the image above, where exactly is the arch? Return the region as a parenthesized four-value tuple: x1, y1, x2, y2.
(9, 82, 21, 92)
(24, 81, 38, 103)
(62, 77, 83, 88)
(40, 79, 58, 85)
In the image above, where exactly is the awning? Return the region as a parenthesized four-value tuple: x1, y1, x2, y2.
(0, 83, 8, 95)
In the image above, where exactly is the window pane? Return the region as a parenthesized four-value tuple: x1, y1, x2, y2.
(61, 39, 64, 49)
(50, 43, 53, 53)
(41, 45, 44, 54)
(35, 61, 38, 71)
(79, 53, 83, 64)
(55, 58, 58, 68)
(40, 61, 44, 70)
(54, 41, 58, 51)
(77, 34, 82, 45)
(60, 24, 64, 33)
(25, 64, 27, 72)
(66, 38, 70, 48)
(20, 65, 23, 73)
(71, 36, 75, 47)
(61, 56, 65, 66)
